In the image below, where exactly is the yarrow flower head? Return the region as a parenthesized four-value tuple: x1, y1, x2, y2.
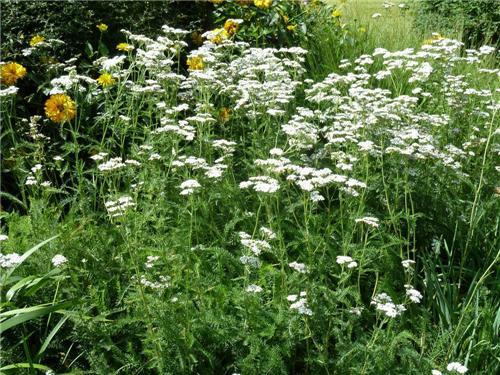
(29, 35, 45, 47)
(1, 62, 27, 86)
(336, 255, 358, 269)
(446, 362, 468, 374)
(288, 291, 312, 315)
(355, 216, 380, 228)
(44, 94, 76, 123)
(246, 284, 263, 293)
(405, 284, 423, 303)
(179, 179, 201, 196)
(97, 72, 116, 87)
(51, 254, 68, 267)
(0, 253, 23, 268)
(289, 261, 308, 273)
(371, 292, 406, 318)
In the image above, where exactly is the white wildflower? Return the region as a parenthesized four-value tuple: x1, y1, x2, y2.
(51, 254, 68, 267)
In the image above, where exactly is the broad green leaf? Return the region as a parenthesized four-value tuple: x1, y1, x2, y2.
(0, 300, 74, 334)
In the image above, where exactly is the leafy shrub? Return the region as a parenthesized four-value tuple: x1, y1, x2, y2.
(414, 0, 500, 47)
(0, 0, 212, 61)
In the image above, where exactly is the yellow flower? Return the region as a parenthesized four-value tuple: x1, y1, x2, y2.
(207, 28, 229, 44)
(210, 0, 224, 4)
(332, 9, 342, 18)
(422, 33, 445, 45)
(358, 26, 366, 33)
(97, 23, 108, 32)
(44, 94, 76, 123)
(282, 14, 289, 24)
(1, 62, 27, 86)
(29, 35, 45, 47)
(224, 19, 241, 36)
(116, 42, 134, 52)
(287, 24, 297, 32)
(187, 55, 205, 71)
(254, 0, 272, 9)
(97, 72, 116, 87)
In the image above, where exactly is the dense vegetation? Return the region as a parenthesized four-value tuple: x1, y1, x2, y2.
(1, 1, 499, 374)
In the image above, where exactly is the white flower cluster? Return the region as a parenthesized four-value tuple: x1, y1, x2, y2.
(179, 179, 201, 196)
(239, 255, 261, 268)
(355, 216, 380, 228)
(239, 176, 280, 193)
(336, 255, 358, 269)
(289, 261, 308, 273)
(288, 291, 312, 316)
(446, 362, 468, 374)
(51, 254, 68, 267)
(246, 284, 263, 294)
(145, 255, 160, 269)
(371, 292, 406, 318)
(138, 275, 170, 290)
(238, 232, 271, 256)
(173, 154, 228, 181)
(105, 196, 136, 217)
(0, 252, 23, 268)
(404, 284, 423, 304)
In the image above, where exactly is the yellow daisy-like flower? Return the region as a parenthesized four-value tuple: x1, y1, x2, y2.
(44, 94, 76, 123)
(207, 28, 229, 44)
(359, 26, 367, 33)
(97, 23, 108, 32)
(187, 55, 205, 71)
(287, 24, 297, 32)
(116, 42, 134, 52)
(332, 9, 342, 18)
(254, 0, 272, 9)
(224, 19, 241, 36)
(97, 72, 116, 87)
(30, 35, 45, 47)
(1, 62, 27, 86)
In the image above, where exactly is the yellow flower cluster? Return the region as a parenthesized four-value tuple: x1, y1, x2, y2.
(116, 42, 134, 52)
(1, 62, 27, 86)
(97, 23, 108, 32)
(254, 0, 272, 9)
(187, 55, 205, 71)
(30, 35, 45, 47)
(44, 94, 76, 123)
(97, 72, 116, 87)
